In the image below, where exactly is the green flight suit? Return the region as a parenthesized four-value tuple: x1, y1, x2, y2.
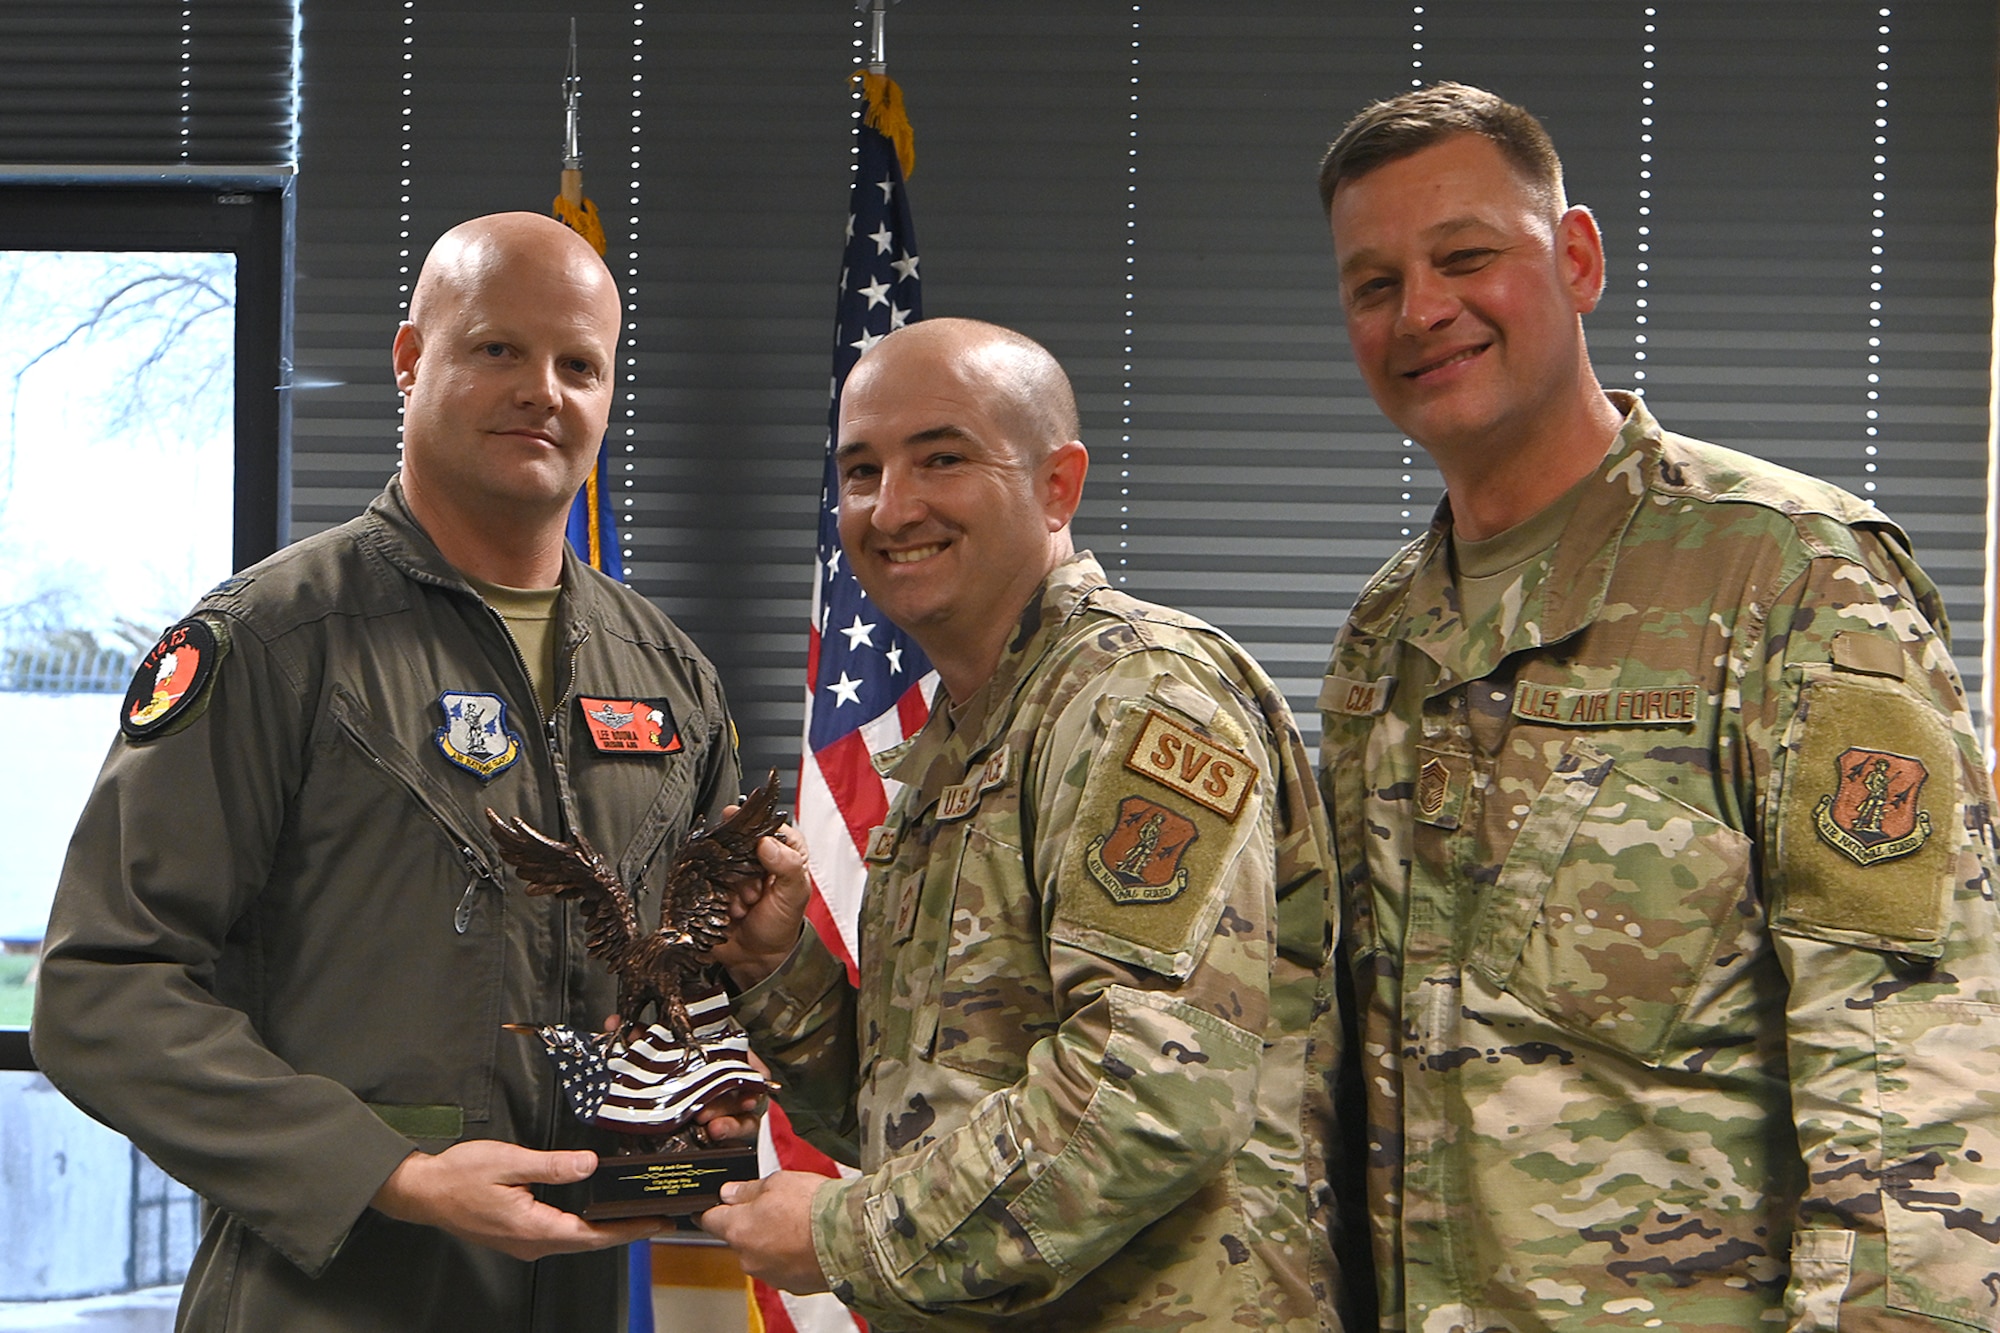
(33, 477, 740, 1332)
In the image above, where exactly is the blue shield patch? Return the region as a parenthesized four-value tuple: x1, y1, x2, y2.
(435, 691, 522, 780)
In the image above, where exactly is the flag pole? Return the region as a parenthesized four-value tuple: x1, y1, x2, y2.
(757, 6, 931, 1330)
(562, 17, 583, 197)
(550, 18, 617, 578)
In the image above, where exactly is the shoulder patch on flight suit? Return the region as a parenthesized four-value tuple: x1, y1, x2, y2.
(121, 617, 227, 741)
(1055, 697, 1260, 977)
(577, 695, 683, 754)
(1775, 667, 1954, 950)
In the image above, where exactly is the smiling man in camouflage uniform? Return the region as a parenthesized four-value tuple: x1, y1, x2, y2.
(1316, 82, 2000, 1330)
(701, 317, 1348, 1330)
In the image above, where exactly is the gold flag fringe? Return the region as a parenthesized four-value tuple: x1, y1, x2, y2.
(851, 69, 916, 180)
(552, 191, 608, 257)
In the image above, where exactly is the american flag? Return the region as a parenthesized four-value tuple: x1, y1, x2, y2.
(755, 72, 932, 1333)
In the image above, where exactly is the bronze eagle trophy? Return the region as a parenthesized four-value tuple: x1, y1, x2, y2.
(484, 770, 786, 1217)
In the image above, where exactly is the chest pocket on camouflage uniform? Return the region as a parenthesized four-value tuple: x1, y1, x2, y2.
(933, 767, 1059, 1084)
(1469, 736, 1754, 1065)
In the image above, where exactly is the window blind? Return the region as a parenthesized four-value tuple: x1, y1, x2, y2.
(290, 0, 1997, 779)
(0, 1, 297, 169)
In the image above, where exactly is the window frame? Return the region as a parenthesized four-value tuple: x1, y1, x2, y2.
(0, 176, 292, 1070)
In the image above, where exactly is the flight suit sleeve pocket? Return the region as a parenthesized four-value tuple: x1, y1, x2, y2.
(1472, 737, 1753, 1065)
(1050, 696, 1262, 981)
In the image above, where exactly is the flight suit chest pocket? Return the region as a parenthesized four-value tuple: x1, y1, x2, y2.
(1470, 737, 1753, 1065)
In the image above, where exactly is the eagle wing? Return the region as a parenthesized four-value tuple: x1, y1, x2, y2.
(485, 809, 639, 967)
(659, 769, 786, 955)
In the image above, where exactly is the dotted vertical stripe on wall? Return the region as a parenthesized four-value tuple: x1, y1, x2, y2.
(1116, 4, 1142, 587)
(1632, 7, 1657, 396)
(1863, 6, 1892, 497)
(396, 0, 415, 445)
(179, 6, 193, 160)
(1397, 4, 1425, 538)
(622, 3, 648, 564)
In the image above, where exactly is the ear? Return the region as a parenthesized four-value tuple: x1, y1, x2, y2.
(1556, 205, 1608, 315)
(1039, 440, 1089, 530)
(391, 322, 422, 394)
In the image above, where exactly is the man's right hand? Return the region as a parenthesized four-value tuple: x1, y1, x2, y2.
(706, 818, 812, 989)
(370, 1140, 663, 1261)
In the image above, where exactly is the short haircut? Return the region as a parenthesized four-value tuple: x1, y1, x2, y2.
(1318, 82, 1566, 219)
(973, 324, 1080, 457)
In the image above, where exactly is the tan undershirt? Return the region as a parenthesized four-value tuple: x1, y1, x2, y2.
(1451, 476, 1588, 629)
(467, 575, 561, 719)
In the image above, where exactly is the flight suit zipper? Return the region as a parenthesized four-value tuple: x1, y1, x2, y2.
(480, 600, 592, 1158)
(329, 687, 505, 928)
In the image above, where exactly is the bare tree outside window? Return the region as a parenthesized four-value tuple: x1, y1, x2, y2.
(0, 251, 233, 1316)
(0, 251, 235, 678)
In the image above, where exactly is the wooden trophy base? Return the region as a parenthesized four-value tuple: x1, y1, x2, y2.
(579, 1144, 761, 1220)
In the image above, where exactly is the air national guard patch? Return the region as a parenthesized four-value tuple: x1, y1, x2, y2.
(1814, 746, 1932, 866)
(1085, 796, 1198, 904)
(578, 696, 682, 754)
(435, 692, 522, 780)
(121, 618, 223, 741)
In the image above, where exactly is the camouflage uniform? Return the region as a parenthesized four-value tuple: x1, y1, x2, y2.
(1319, 393, 2000, 1332)
(736, 553, 1344, 1331)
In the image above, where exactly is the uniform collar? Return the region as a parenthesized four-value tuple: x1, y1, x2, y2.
(360, 473, 601, 644)
(879, 551, 1109, 790)
(1349, 392, 1659, 696)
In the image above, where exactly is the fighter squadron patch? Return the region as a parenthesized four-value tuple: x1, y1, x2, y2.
(1814, 746, 1932, 866)
(435, 691, 522, 780)
(578, 696, 682, 754)
(121, 618, 223, 741)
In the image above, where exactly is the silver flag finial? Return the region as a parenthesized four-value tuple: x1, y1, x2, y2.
(562, 18, 582, 172)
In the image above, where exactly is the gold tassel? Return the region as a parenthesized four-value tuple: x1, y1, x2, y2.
(850, 69, 916, 180)
(552, 191, 608, 257)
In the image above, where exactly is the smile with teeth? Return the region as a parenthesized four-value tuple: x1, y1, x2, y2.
(1407, 345, 1487, 378)
(882, 542, 947, 565)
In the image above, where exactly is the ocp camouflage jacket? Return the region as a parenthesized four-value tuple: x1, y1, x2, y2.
(1320, 395, 2000, 1332)
(738, 553, 1347, 1330)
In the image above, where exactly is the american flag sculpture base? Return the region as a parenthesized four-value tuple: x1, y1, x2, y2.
(580, 1141, 760, 1220)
